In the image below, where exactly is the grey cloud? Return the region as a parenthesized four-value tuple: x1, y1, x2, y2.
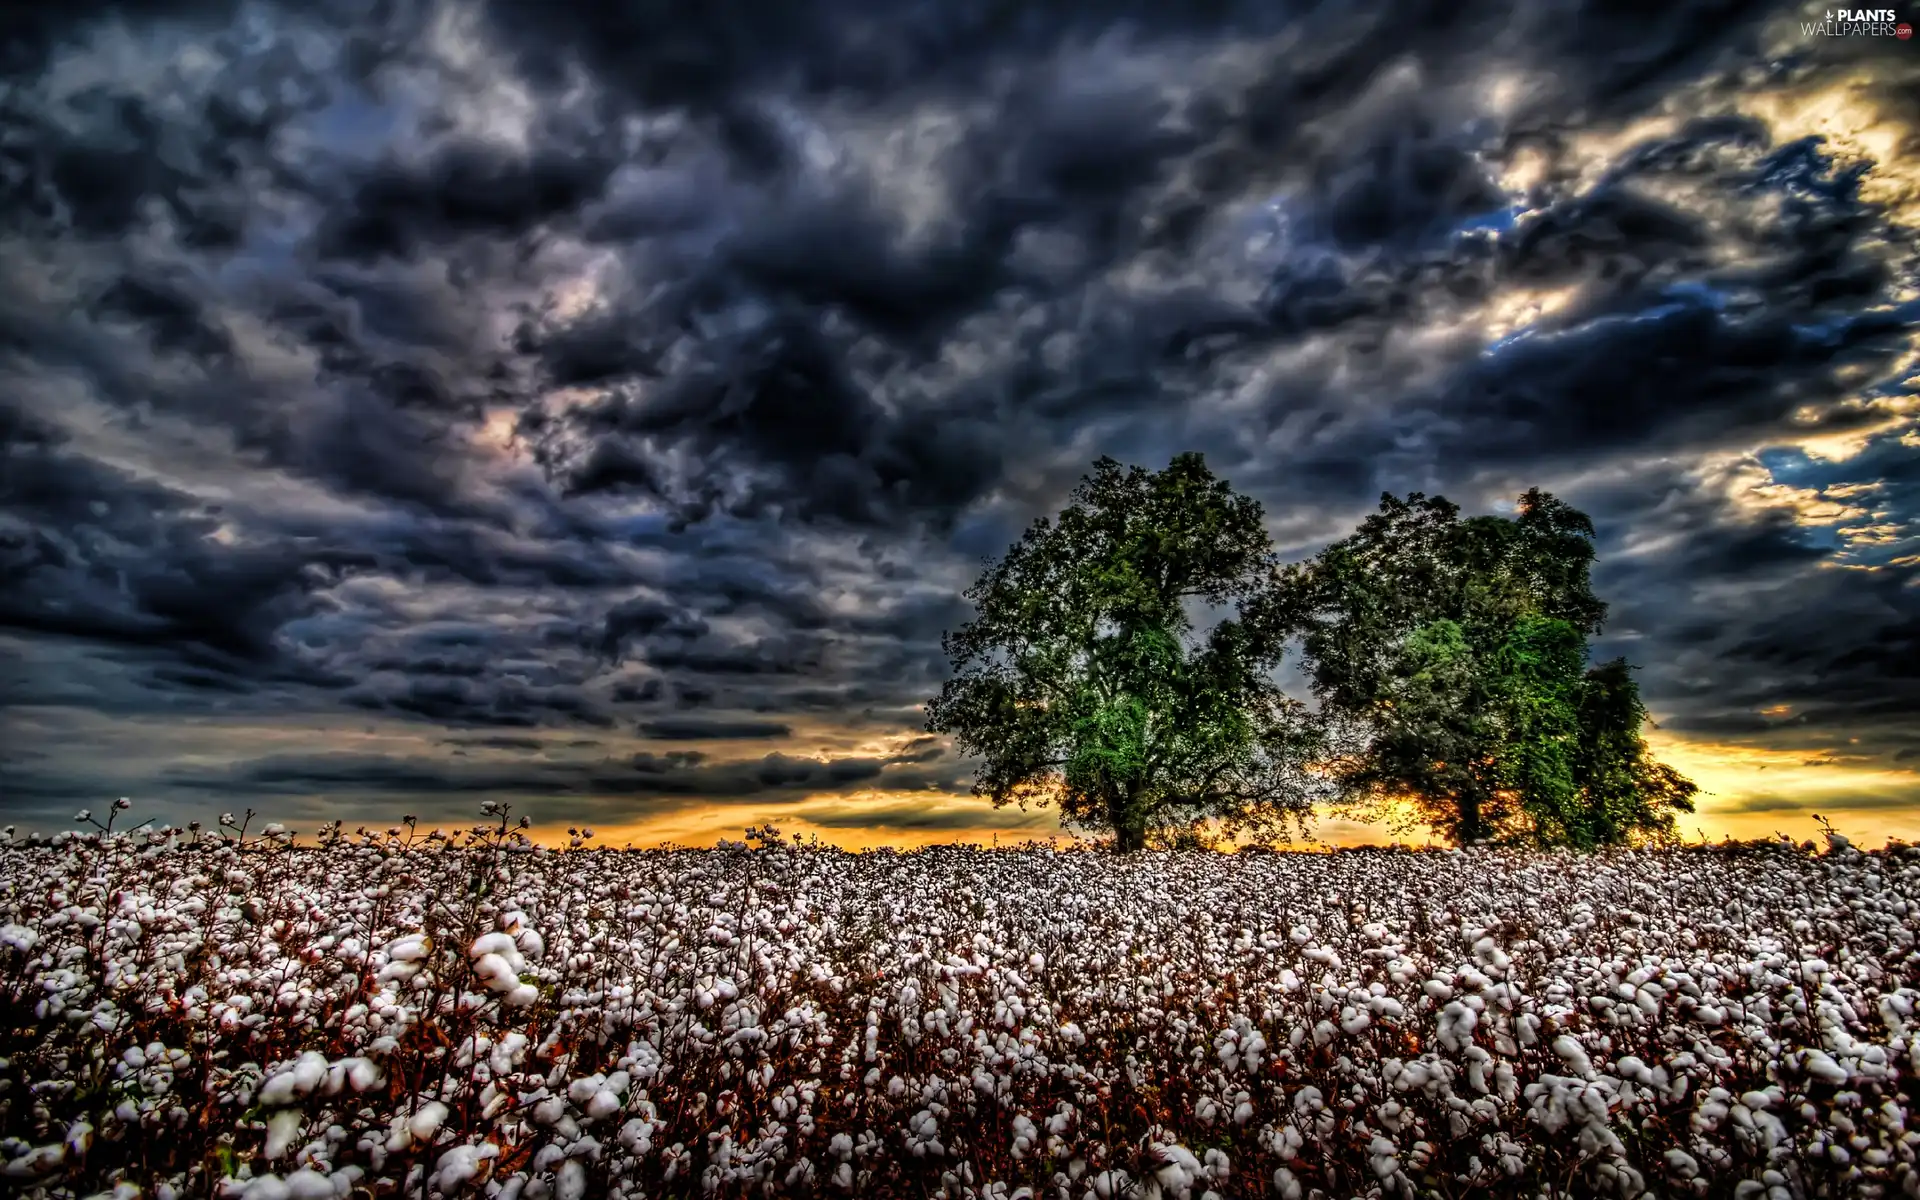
(638, 718, 793, 740)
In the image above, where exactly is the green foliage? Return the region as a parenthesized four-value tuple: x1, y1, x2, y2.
(1276, 488, 1695, 847)
(925, 454, 1319, 852)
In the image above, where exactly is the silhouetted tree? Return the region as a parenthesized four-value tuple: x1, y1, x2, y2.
(926, 455, 1319, 852)
(1272, 489, 1695, 846)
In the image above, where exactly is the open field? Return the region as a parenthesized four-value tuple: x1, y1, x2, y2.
(2, 823, 1918, 1199)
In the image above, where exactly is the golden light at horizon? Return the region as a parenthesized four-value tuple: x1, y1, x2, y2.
(513, 733, 1920, 852)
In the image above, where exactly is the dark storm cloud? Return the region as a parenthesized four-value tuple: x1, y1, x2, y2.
(316, 139, 620, 263)
(638, 718, 793, 740)
(4, 0, 1919, 836)
(1580, 455, 1920, 764)
(517, 20, 1910, 536)
(0, 412, 371, 683)
(343, 675, 616, 729)
(161, 742, 967, 813)
(478, 0, 1773, 128)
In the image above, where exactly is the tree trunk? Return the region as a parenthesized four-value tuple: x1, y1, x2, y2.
(1109, 782, 1148, 853)
(1456, 788, 1487, 845)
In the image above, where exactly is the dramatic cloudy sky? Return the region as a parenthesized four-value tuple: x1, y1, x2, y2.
(3, 0, 1918, 847)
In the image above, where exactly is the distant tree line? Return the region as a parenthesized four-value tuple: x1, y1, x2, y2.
(925, 454, 1697, 852)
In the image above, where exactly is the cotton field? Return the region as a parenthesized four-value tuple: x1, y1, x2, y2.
(2, 812, 1918, 1200)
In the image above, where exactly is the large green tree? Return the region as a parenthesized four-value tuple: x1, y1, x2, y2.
(1271, 489, 1696, 847)
(926, 454, 1319, 852)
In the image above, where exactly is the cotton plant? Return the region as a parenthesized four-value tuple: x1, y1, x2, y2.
(2, 804, 1919, 1197)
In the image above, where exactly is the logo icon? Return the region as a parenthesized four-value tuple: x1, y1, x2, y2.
(1899, 20, 1913, 36)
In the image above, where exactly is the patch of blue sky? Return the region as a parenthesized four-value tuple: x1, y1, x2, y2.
(600, 511, 679, 543)
(1480, 282, 1734, 358)
(1752, 135, 1868, 204)
(1451, 203, 1526, 236)
(949, 513, 1019, 563)
(311, 90, 403, 150)
(1754, 440, 1917, 569)
(1756, 445, 1824, 485)
(214, 85, 412, 287)
(1791, 298, 1920, 351)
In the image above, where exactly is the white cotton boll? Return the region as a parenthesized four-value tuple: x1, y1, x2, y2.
(1273, 1167, 1302, 1200)
(1012, 1115, 1039, 1159)
(1369, 1135, 1400, 1180)
(377, 960, 421, 985)
(587, 1089, 622, 1120)
(257, 1074, 300, 1108)
(1260, 1124, 1306, 1160)
(240, 1178, 292, 1200)
(1552, 1036, 1593, 1079)
(619, 1118, 657, 1156)
(264, 1110, 305, 1160)
(259, 1053, 329, 1107)
(291, 1054, 328, 1093)
(554, 1159, 587, 1200)
(1802, 1050, 1848, 1085)
(409, 1101, 449, 1143)
(516, 929, 545, 961)
(491, 1033, 531, 1074)
(283, 1170, 336, 1200)
(1665, 1149, 1700, 1179)
(6, 1144, 67, 1179)
(569, 1078, 602, 1107)
(473, 953, 520, 994)
(432, 1144, 500, 1193)
(1148, 1143, 1201, 1197)
(1437, 1002, 1477, 1051)
(1202, 1148, 1229, 1181)
(470, 932, 520, 964)
(503, 983, 540, 1008)
(345, 1058, 383, 1093)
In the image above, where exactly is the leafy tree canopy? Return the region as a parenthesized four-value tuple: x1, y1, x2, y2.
(1271, 489, 1697, 847)
(925, 454, 1319, 852)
